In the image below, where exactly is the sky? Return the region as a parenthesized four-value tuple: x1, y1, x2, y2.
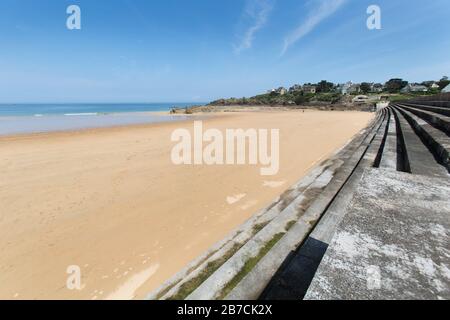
(1, 0, 450, 103)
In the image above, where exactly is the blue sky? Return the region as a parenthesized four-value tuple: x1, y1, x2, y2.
(1, 0, 450, 103)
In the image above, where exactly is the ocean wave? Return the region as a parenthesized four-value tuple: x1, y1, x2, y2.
(64, 113, 98, 116)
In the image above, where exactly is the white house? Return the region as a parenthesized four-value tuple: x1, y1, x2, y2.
(442, 84, 450, 93)
(347, 84, 361, 94)
(431, 83, 440, 90)
(338, 81, 353, 95)
(371, 83, 384, 93)
(277, 87, 288, 95)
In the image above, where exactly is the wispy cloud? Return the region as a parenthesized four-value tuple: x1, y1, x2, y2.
(281, 0, 348, 56)
(234, 0, 274, 54)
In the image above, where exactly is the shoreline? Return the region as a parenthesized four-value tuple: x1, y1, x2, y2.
(0, 111, 209, 138)
(0, 107, 371, 139)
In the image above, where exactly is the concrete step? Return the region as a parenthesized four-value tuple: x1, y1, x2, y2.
(394, 106, 450, 174)
(311, 108, 390, 246)
(391, 108, 448, 177)
(377, 108, 398, 170)
(398, 104, 450, 136)
(407, 101, 450, 108)
(401, 103, 450, 117)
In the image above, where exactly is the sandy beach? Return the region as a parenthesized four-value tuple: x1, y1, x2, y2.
(0, 110, 373, 300)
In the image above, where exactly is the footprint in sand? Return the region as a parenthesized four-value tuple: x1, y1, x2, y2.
(263, 180, 286, 188)
(226, 194, 246, 205)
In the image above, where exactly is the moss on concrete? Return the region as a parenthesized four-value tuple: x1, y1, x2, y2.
(217, 233, 286, 299)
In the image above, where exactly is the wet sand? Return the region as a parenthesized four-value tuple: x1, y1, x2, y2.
(0, 110, 373, 300)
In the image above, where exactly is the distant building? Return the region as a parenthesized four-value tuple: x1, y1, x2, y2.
(338, 81, 355, 95)
(401, 84, 428, 93)
(302, 85, 317, 94)
(347, 84, 361, 94)
(267, 87, 287, 95)
(422, 81, 440, 90)
(431, 83, 440, 89)
(371, 83, 384, 93)
(442, 84, 450, 93)
(277, 87, 288, 95)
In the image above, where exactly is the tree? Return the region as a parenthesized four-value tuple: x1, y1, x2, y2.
(360, 82, 372, 94)
(438, 76, 450, 90)
(385, 78, 408, 93)
(316, 80, 334, 93)
(294, 93, 310, 105)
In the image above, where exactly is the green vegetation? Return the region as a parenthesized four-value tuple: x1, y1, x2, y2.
(252, 222, 270, 235)
(388, 90, 444, 102)
(217, 233, 285, 299)
(437, 76, 450, 90)
(167, 242, 244, 300)
(316, 80, 334, 93)
(165, 220, 272, 300)
(209, 91, 342, 107)
(205, 77, 448, 109)
(385, 78, 409, 93)
(360, 82, 372, 94)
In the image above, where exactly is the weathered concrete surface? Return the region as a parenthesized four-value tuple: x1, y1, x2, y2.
(402, 103, 450, 117)
(393, 108, 448, 177)
(395, 106, 450, 173)
(379, 109, 397, 170)
(399, 104, 450, 135)
(305, 168, 450, 300)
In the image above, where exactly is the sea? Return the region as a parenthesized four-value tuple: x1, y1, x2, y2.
(0, 103, 201, 136)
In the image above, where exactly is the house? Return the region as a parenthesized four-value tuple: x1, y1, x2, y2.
(371, 83, 384, 93)
(267, 87, 287, 95)
(442, 84, 450, 93)
(338, 81, 355, 95)
(347, 84, 361, 94)
(302, 85, 317, 94)
(422, 81, 440, 90)
(276, 87, 288, 95)
(401, 84, 428, 93)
